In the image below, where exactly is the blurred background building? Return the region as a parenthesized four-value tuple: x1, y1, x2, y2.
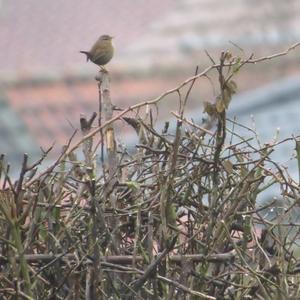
(0, 0, 300, 175)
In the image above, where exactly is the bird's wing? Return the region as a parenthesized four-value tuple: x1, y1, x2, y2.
(93, 49, 107, 62)
(94, 44, 113, 62)
(90, 40, 107, 57)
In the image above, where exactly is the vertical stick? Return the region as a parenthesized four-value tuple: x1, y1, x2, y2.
(96, 70, 120, 257)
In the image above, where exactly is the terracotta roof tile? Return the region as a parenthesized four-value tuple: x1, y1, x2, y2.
(4, 75, 180, 153)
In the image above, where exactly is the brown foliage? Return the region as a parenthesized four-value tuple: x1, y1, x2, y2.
(1, 43, 300, 299)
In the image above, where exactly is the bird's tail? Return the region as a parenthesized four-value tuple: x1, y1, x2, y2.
(79, 51, 90, 62)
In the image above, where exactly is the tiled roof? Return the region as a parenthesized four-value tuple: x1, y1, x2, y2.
(2, 63, 299, 174)
(2, 76, 177, 166)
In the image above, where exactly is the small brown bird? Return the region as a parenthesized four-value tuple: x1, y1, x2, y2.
(80, 35, 114, 68)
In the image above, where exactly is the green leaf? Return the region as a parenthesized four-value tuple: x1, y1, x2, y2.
(39, 223, 48, 241)
(203, 101, 216, 116)
(216, 97, 226, 113)
(227, 80, 237, 94)
(166, 202, 177, 227)
(223, 160, 233, 174)
(295, 139, 300, 183)
(125, 181, 140, 191)
(232, 57, 242, 73)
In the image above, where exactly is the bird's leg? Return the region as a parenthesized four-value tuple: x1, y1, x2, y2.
(100, 66, 108, 73)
